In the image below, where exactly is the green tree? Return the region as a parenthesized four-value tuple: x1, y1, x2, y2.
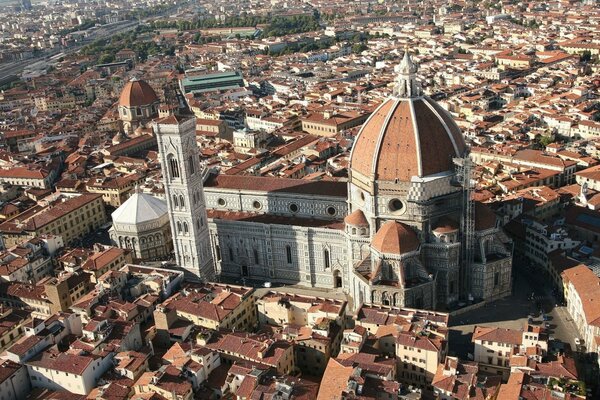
(580, 50, 592, 62)
(539, 135, 555, 147)
(98, 53, 115, 64)
(352, 43, 368, 54)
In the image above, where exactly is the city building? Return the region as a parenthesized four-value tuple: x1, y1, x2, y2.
(179, 71, 245, 95)
(561, 264, 600, 355)
(153, 283, 255, 346)
(25, 350, 113, 395)
(432, 356, 501, 400)
(0, 360, 30, 400)
(0, 194, 106, 248)
(472, 325, 548, 380)
(353, 304, 449, 391)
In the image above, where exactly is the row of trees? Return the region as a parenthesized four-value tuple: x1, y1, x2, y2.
(146, 13, 321, 39)
(81, 26, 173, 63)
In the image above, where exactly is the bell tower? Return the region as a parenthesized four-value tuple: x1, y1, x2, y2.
(153, 113, 214, 281)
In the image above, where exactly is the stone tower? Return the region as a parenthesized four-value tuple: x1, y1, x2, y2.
(153, 112, 214, 281)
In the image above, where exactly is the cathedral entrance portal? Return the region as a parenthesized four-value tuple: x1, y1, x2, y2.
(242, 265, 248, 277)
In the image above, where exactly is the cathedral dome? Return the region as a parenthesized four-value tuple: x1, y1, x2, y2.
(371, 221, 419, 255)
(112, 191, 168, 226)
(350, 52, 466, 182)
(345, 209, 369, 226)
(118, 78, 158, 108)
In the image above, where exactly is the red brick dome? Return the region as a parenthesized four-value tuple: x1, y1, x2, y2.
(350, 51, 466, 182)
(350, 97, 466, 182)
(119, 78, 158, 108)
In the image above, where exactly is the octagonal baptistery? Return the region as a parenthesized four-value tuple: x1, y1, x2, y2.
(348, 50, 467, 233)
(109, 189, 173, 261)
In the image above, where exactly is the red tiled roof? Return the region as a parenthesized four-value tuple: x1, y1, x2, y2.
(371, 221, 420, 255)
(205, 174, 347, 198)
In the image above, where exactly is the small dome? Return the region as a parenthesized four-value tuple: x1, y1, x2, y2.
(112, 191, 167, 225)
(118, 78, 158, 108)
(432, 217, 459, 233)
(371, 221, 420, 255)
(345, 209, 369, 226)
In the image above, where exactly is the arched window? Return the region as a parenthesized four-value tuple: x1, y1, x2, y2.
(173, 195, 179, 208)
(253, 249, 259, 264)
(176, 221, 182, 233)
(324, 249, 330, 270)
(229, 246, 234, 261)
(183, 222, 188, 234)
(167, 154, 180, 179)
(286, 245, 292, 264)
(216, 245, 221, 261)
(179, 195, 185, 209)
(188, 155, 195, 175)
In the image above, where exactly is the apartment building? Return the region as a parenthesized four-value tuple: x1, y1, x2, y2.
(85, 173, 143, 207)
(318, 353, 399, 400)
(0, 242, 54, 284)
(256, 291, 346, 327)
(301, 108, 370, 137)
(41, 271, 94, 314)
(523, 219, 580, 287)
(432, 356, 501, 400)
(0, 360, 30, 400)
(353, 304, 449, 391)
(0, 282, 52, 318)
(561, 265, 600, 356)
(0, 194, 107, 248)
(472, 325, 548, 380)
(200, 331, 295, 375)
(0, 307, 30, 353)
(255, 291, 347, 375)
(0, 167, 56, 189)
(59, 246, 132, 283)
(154, 283, 255, 346)
(26, 350, 113, 395)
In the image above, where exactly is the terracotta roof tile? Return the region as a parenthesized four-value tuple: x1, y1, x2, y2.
(371, 221, 420, 255)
